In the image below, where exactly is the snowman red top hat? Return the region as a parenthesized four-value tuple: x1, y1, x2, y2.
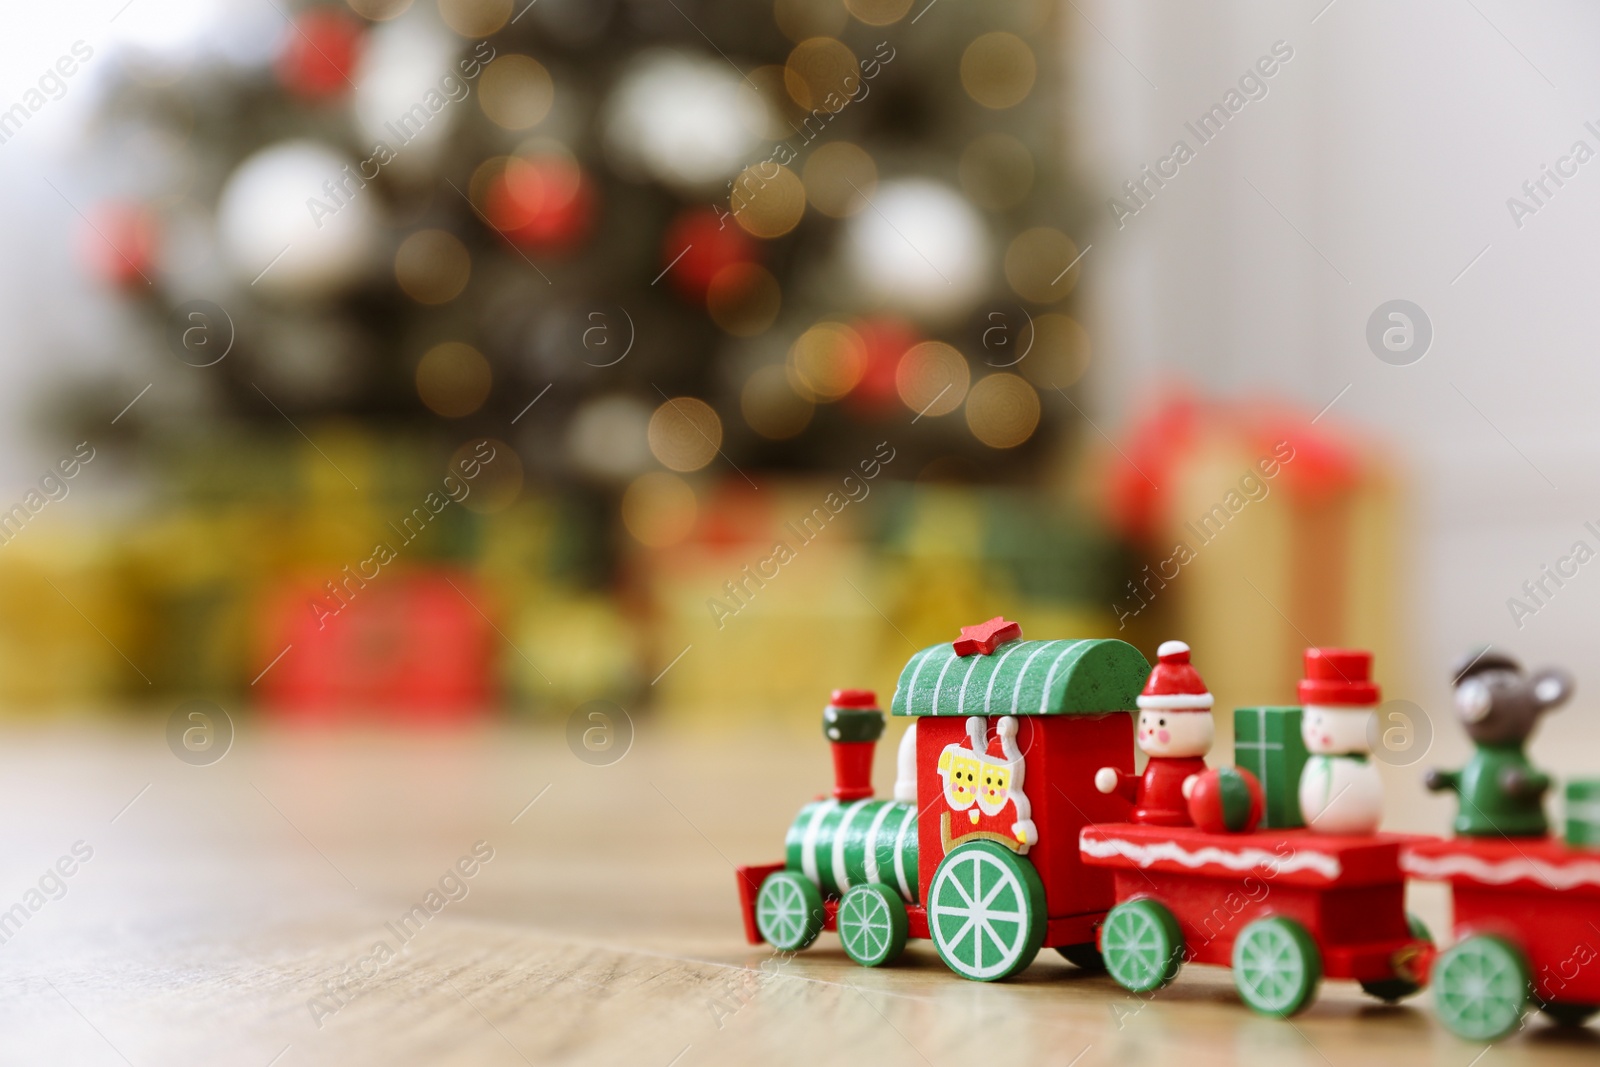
(1298, 647, 1379, 706)
(1137, 640, 1214, 711)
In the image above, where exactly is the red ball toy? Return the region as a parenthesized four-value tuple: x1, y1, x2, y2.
(1186, 766, 1265, 834)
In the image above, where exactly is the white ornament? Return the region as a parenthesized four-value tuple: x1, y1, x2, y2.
(841, 179, 989, 321)
(216, 140, 377, 298)
(352, 10, 463, 174)
(602, 50, 773, 191)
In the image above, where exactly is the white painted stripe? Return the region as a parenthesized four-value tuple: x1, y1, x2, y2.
(892, 806, 916, 900)
(902, 647, 939, 714)
(931, 650, 961, 716)
(1037, 639, 1085, 714)
(1079, 831, 1343, 880)
(863, 801, 895, 886)
(955, 653, 984, 717)
(982, 641, 1027, 715)
(800, 800, 837, 885)
(1400, 849, 1600, 890)
(1011, 641, 1064, 714)
(832, 800, 868, 892)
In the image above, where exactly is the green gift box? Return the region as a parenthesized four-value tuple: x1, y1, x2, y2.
(1234, 706, 1310, 829)
(1566, 779, 1600, 849)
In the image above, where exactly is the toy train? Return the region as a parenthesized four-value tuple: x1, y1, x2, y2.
(735, 618, 1600, 1042)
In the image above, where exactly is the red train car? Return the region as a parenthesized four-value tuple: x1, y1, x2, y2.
(1403, 836, 1600, 1039)
(1080, 822, 1432, 1015)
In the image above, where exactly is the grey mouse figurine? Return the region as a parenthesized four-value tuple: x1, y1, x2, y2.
(1424, 648, 1573, 837)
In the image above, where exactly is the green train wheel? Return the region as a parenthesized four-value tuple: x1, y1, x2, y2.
(1434, 935, 1530, 1042)
(927, 842, 1046, 982)
(837, 882, 908, 968)
(1360, 912, 1433, 1003)
(1233, 916, 1322, 1017)
(1101, 899, 1183, 994)
(755, 871, 824, 951)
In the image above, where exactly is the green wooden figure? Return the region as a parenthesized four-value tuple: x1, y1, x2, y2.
(1424, 649, 1573, 837)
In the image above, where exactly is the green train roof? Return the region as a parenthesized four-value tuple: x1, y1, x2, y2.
(890, 638, 1149, 717)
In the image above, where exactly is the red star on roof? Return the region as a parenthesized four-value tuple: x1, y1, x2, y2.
(952, 617, 1023, 657)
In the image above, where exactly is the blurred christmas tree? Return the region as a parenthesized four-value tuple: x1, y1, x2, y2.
(76, 0, 1093, 534)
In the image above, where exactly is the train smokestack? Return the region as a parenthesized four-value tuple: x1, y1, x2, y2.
(824, 689, 884, 801)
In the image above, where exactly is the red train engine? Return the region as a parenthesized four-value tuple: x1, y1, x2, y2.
(737, 620, 1148, 980)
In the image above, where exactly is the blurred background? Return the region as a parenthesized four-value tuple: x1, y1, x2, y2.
(0, 0, 1594, 796)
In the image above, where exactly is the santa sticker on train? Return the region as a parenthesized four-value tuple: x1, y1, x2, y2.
(935, 715, 1038, 854)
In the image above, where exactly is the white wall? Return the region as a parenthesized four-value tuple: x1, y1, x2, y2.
(1072, 0, 1600, 783)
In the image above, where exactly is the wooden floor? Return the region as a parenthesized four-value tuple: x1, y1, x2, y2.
(1, 720, 1595, 1067)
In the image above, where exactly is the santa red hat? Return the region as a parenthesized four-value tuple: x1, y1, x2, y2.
(1137, 640, 1214, 711)
(1298, 647, 1379, 706)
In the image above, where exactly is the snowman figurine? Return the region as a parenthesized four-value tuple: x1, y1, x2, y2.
(1095, 640, 1214, 826)
(1297, 647, 1384, 835)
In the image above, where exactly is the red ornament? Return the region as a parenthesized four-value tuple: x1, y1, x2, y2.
(660, 208, 757, 299)
(80, 201, 156, 289)
(276, 10, 364, 100)
(486, 157, 596, 254)
(952, 616, 1023, 657)
(849, 317, 917, 412)
(1186, 766, 1265, 834)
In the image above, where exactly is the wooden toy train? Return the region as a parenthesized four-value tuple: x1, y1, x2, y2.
(735, 618, 1600, 1042)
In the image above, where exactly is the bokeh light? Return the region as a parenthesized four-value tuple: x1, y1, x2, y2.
(451, 437, 523, 513)
(622, 472, 697, 548)
(788, 322, 867, 400)
(648, 397, 724, 472)
(844, 0, 912, 26)
(479, 55, 554, 130)
(965, 372, 1040, 448)
(395, 229, 471, 305)
(416, 342, 492, 417)
(565, 395, 653, 480)
(1017, 313, 1091, 389)
(741, 364, 815, 439)
(895, 341, 969, 416)
(784, 38, 859, 113)
(1004, 227, 1081, 304)
(437, 0, 511, 37)
(774, 0, 848, 43)
(707, 263, 782, 336)
(801, 141, 876, 217)
(730, 163, 806, 239)
(961, 32, 1036, 109)
(959, 133, 1034, 211)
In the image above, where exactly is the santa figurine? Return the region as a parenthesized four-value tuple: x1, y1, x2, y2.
(1297, 647, 1384, 835)
(1095, 640, 1214, 826)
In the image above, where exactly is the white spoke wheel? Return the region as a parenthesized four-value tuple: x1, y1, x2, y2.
(837, 883, 909, 968)
(1434, 935, 1530, 1042)
(927, 841, 1045, 982)
(1232, 916, 1322, 1017)
(755, 871, 824, 952)
(1101, 899, 1183, 993)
